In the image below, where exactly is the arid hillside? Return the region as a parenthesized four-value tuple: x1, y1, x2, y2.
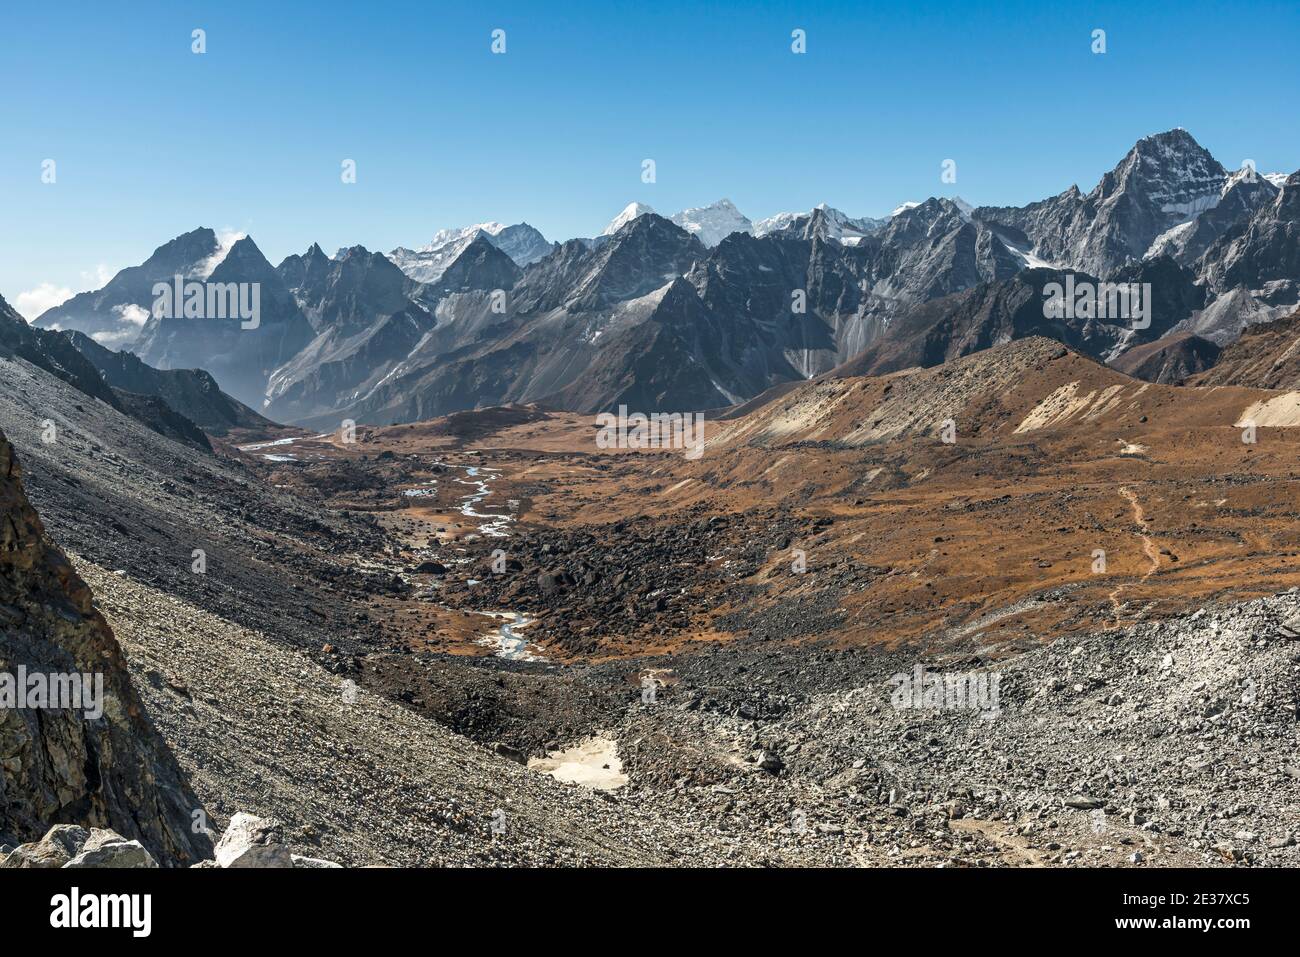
(319, 338, 1300, 662)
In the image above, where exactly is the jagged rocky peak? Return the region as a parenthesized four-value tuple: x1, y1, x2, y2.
(387, 221, 552, 283)
(284, 244, 414, 332)
(277, 241, 335, 293)
(753, 203, 886, 244)
(209, 235, 274, 279)
(564, 213, 705, 312)
(879, 196, 971, 242)
(1109, 127, 1228, 217)
(155, 227, 224, 274)
(433, 233, 523, 293)
(971, 129, 1241, 277)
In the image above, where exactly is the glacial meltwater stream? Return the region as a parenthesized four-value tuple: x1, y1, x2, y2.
(427, 460, 542, 661)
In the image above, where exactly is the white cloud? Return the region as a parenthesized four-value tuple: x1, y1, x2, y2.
(14, 282, 74, 321)
(91, 328, 139, 347)
(81, 263, 114, 287)
(194, 229, 247, 279)
(113, 303, 150, 326)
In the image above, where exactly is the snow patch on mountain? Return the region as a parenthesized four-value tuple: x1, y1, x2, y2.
(999, 236, 1060, 271)
(1144, 220, 1196, 260)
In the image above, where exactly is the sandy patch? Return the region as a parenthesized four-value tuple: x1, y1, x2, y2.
(1014, 382, 1091, 432)
(528, 736, 628, 791)
(1237, 392, 1300, 428)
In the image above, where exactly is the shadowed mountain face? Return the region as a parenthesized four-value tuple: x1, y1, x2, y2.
(1200, 172, 1300, 294)
(66, 330, 274, 436)
(265, 244, 442, 425)
(1110, 333, 1221, 384)
(283, 245, 417, 334)
(303, 208, 1030, 426)
(1, 294, 122, 408)
(1189, 308, 1300, 389)
(1145, 172, 1279, 266)
(0, 427, 211, 864)
(834, 258, 1204, 379)
(3, 294, 220, 450)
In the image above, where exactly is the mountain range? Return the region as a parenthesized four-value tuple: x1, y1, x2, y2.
(24, 129, 1299, 427)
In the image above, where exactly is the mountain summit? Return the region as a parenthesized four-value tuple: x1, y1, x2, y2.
(975, 128, 1230, 276)
(669, 199, 754, 247)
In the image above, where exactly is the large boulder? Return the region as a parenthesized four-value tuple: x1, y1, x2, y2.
(214, 813, 294, 868)
(0, 429, 211, 865)
(64, 829, 159, 868)
(0, 824, 89, 868)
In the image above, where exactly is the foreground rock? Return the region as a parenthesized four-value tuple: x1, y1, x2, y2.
(0, 824, 88, 868)
(0, 428, 210, 865)
(65, 830, 159, 868)
(0, 824, 157, 868)
(213, 813, 294, 868)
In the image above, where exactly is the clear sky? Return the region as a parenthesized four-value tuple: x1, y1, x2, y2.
(3, 0, 1297, 317)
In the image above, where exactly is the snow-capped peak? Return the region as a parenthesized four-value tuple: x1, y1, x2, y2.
(890, 201, 921, 217)
(751, 210, 801, 236)
(601, 202, 656, 236)
(399, 222, 508, 256)
(388, 221, 552, 283)
(752, 204, 886, 245)
(669, 198, 753, 247)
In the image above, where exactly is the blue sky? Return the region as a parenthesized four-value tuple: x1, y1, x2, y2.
(3, 0, 1297, 317)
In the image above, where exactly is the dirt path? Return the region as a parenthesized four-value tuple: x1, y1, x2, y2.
(948, 818, 1048, 867)
(1107, 485, 1161, 625)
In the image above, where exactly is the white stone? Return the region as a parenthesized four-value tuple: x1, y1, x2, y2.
(214, 812, 293, 868)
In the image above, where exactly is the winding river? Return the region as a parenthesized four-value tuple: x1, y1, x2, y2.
(428, 460, 542, 660)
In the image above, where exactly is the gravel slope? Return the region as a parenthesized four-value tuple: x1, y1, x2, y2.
(79, 557, 788, 866)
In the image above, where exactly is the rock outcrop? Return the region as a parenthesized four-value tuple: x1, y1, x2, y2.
(0, 823, 159, 868)
(0, 427, 210, 865)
